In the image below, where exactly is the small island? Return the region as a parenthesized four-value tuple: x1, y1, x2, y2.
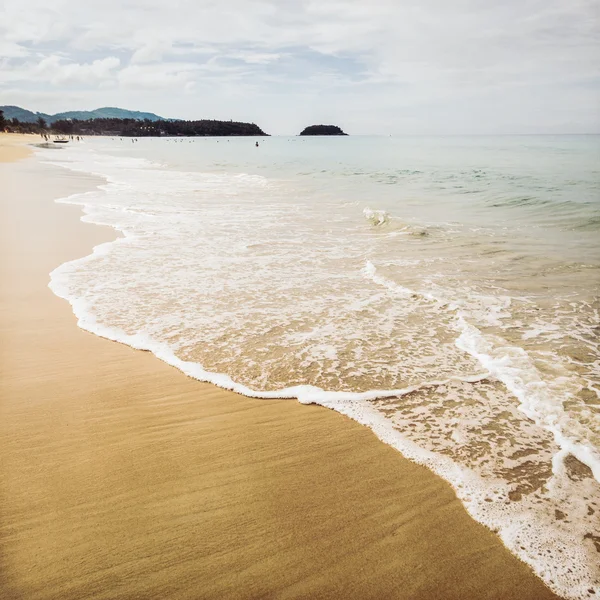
(299, 125, 348, 136)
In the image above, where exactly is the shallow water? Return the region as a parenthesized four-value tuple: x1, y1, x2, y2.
(41, 135, 599, 599)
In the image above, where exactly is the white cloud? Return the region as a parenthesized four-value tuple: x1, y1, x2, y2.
(36, 55, 121, 85)
(0, 55, 120, 87)
(0, 40, 30, 58)
(130, 41, 172, 64)
(227, 51, 282, 65)
(117, 62, 197, 89)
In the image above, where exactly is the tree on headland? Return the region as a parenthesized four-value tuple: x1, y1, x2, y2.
(0, 110, 5, 131)
(53, 119, 74, 135)
(47, 117, 267, 137)
(0, 115, 50, 134)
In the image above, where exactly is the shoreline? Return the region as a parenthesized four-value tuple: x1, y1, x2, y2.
(0, 139, 561, 599)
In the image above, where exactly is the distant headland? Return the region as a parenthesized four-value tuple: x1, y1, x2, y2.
(0, 106, 268, 137)
(299, 125, 348, 136)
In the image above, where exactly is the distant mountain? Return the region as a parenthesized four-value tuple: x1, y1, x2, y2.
(0, 106, 51, 123)
(52, 107, 166, 122)
(299, 124, 348, 136)
(0, 105, 166, 124)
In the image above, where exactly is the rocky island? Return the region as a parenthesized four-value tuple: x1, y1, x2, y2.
(299, 125, 348, 136)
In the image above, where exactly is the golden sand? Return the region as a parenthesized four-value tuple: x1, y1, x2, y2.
(0, 133, 36, 162)
(0, 143, 562, 599)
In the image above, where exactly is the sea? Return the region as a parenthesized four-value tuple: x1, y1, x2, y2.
(39, 134, 599, 599)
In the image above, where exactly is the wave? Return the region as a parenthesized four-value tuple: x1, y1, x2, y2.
(490, 195, 553, 208)
(363, 207, 389, 226)
(573, 214, 600, 231)
(363, 207, 430, 237)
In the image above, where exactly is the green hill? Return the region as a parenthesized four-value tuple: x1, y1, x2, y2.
(0, 105, 51, 123)
(0, 105, 166, 124)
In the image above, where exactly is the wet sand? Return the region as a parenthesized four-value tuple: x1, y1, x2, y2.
(0, 137, 562, 599)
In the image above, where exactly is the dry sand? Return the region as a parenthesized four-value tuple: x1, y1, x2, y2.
(0, 136, 562, 600)
(0, 133, 35, 162)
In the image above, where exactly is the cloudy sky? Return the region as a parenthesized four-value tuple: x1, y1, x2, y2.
(1, 0, 599, 134)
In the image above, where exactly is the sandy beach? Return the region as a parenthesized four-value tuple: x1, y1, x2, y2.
(0, 136, 562, 599)
(0, 133, 35, 162)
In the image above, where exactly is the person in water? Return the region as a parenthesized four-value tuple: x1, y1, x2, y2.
(255, 141, 259, 147)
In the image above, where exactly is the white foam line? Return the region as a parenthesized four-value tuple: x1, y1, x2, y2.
(51, 255, 490, 405)
(455, 315, 600, 484)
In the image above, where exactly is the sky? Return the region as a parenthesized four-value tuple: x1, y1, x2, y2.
(1, 0, 599, 135)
